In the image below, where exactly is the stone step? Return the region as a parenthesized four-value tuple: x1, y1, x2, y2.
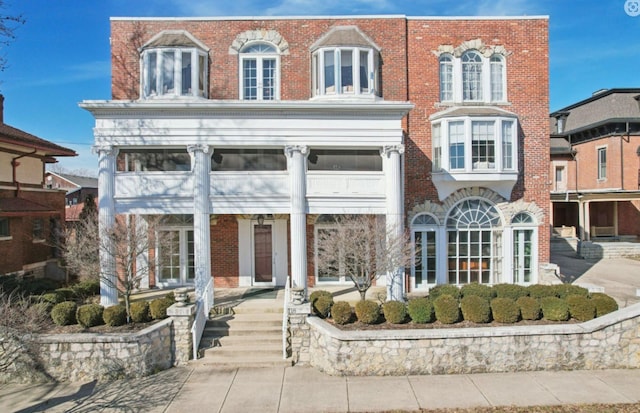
(200, 334, 282, 347)
(203, 325, 282, 337)
(195, 351, 291, 368)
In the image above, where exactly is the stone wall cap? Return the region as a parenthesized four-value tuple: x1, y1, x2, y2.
(34, 318, 172, 344)
(167, 303, 197, 316)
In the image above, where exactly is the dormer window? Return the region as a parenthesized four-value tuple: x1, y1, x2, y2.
(140, 30, 209, 99)
(311, 26, 380, 98)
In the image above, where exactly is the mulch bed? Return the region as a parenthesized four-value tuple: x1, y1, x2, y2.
(42, 320, 159, 335)
(329, 317, 580, 331)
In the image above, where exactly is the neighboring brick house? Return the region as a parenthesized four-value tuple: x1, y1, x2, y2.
(550, 88, 640, 241)
(45, 172, 98, 222)
(80, 15, 550, 306)
(0, 96, 77, 277)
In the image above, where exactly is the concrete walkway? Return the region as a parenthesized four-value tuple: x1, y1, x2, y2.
(2, 366, 640, 412)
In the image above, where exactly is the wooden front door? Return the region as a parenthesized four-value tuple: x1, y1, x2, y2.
(253, 224, 273, 283)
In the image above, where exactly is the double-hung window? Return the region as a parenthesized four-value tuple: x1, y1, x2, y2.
(597, 147, 607, 180)
(462, 51, 483, 101)
(240, 43, 279, 100)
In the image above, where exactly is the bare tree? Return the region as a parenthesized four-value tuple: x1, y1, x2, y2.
(61, 212, 168, 321)
(316, 215, 414, 301)
(0, 0, 25, 73)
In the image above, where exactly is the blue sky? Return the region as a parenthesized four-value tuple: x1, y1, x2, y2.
(1, 0, 639, 174)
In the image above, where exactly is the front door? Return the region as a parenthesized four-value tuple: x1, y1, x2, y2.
(253, 223, 273, 284)
(158, 228, 195, 285)
(513, 229, 533, 284)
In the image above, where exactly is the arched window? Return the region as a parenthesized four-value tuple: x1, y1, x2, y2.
(446, 199, 502, 284)
(511, 212, 537, 284)
(490, 54, 505, 102)
(439, 54, 453, 102)
(462, 51, 483, 101)
(240, 42, 279, 100)
(411, 214, 439, 288)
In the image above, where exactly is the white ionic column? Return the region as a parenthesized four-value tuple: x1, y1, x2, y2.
(93, 145, 119, 307)
(382, 144, 405, 301)
(188, 144, 212, 301)
(285, 145, 308, 294)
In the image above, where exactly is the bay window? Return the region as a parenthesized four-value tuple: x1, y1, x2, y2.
(312, 47, 379, 97)
(142, 47, 208, 99)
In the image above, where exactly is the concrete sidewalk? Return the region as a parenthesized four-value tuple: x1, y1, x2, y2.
(2, 366, 640, 412)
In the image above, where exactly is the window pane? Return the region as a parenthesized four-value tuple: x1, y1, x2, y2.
(490, 55, 504, 101)
(340, 50, 353, 93)
(598, 148, 607, 179)
(324, 50, 335, 93)
(439, 55, 453, 101)
(262, 58, 276, 100)
(472, 121, 496, 169)
(317, 228, 339, 282)
(146, 51, 157, 96)
(181, 52, 192, 95)
(462, 51, 482, 101)
(243, 59, 257, 100)
(308, 149, 382, 171)
(0, 218, 9, 237)
(502, 121, 514, 170)
(33, 218, 44, 239)
(449, 121, 465, 169)
(359, 50, 369, 93)
(162, 51, 175, 94)
(117, 149, 190, 172)
(432, 123, 441, 171)
(211, 148, 287, 171)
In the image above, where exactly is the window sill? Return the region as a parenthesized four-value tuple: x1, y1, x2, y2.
(0, 236, 12, 241)
(32, 239, 45, 244)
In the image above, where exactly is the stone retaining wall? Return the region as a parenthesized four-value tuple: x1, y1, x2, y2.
(307, 303, 640, 376)
(1, 318, 173, 383)
(580, 241, 640, 260)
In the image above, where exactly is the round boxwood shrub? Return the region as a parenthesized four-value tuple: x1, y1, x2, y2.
(76, 303, 104, 328)
(553, 284, 589, 299)
(309, 290, 332, 305)
(40, 291, 63, 305)
(149, 297, 173, 320)
(51, 301, 78, 326)
(433, 294, 460, 324)
(517, 296, 541, 320)
(354, 300, 380, 324)
(164, 291, 176, 305)
(103, 304, 127, 326)
(540, 296, 570, 321)
(590, 293, 618, 317)
(493, 284, 528, 300)
(567, 294, 596, 322)
(428, 284, 461, 300)
(491, 298, 520, 323)
(313, 295, 334, 319)
(527, 284, 556, 299)
(383, 300, 407, 324)
(331, 301, 353, 325)
(129, 301, 151, 323)
(72, 280, 101, 299)
(460, 283, 494, 300)
(407, 297, 435, 324)
(55, 287, 76, 301)
(460, 295, 491, 323)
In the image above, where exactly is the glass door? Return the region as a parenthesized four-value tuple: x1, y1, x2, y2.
(158, 228, 194, 285)
(253, 223, 273, 284)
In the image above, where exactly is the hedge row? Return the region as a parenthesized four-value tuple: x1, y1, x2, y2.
(311, 286, 619, 326)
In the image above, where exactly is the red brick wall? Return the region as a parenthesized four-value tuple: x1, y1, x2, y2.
(210, 215, 239, 287)
(405, 18, 550, 263)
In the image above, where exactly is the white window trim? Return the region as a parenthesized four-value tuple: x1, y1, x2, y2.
(155, 225, 195, 287)
(312, 46, 376, 98)
(238, 43, 281, 101)
(440, 51, 507, 104)
(597, 145, 607, 181)
(410, 213, 441, 290)
(507, 213, 538, 285)
(141, 47, 208, 99)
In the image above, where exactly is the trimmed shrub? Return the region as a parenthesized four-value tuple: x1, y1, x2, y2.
(517, 296, 541, 320)
(313, 295, 334, 319)
(51, 301, 78, 326)
(76, 304, 104, 328)
(331, 301, 353, 325)
(567, 294, 596, 322)
(55, 288, 76, 301)
(40, 291, 63, 305)
(164, 291, 176, 305)
(103, 304, 127, 326)
(460, 283, 494, 300)
(493, 284, 528, 300)
(540, 296, 570, 321)
(309, 290, 332, 305)
(383, 300, 407, 324)
(149, 297, 173, 320)
(527, 284, 556, 299)
(590, 293, 618, 317)
(428, 284, 461, 300)
(129, 301, 151, 323)
(407, 297, 435, 324)
(354, 300, 380, 324)
(72, 279, 101, 299)
(491, 298, 520, 323)
(553, 284, 589, 299)
(460, 295, 491, 323)
(433, 294, 460, 324)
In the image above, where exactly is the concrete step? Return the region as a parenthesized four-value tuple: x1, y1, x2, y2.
(203, 325, 282, 337)
(195, 351, 291, 368)
(200, 334, 282, 347)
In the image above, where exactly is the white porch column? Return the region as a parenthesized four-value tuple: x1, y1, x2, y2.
(93, 145, 119, 307)
(584, 201, 591, 241)
(382, 144, 405, 301)
(285, 145, 308, 294)
(614, 201, 619, 236)
(188, 144, 212, 300)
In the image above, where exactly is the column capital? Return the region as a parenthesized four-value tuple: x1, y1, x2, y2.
(187, 144, 211, 154)
(92, 145, 119, 157)
(285, 145, 308, 158)
(380, 144, 405, 157)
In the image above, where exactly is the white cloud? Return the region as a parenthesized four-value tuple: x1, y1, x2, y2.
(8, 60, 111, 89)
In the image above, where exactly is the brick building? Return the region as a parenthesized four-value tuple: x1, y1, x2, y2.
(81, 15, 550, 306)
(45, 172, 99, 222)
(550, 88, 640, 241)
(0, 96, 76, 277)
